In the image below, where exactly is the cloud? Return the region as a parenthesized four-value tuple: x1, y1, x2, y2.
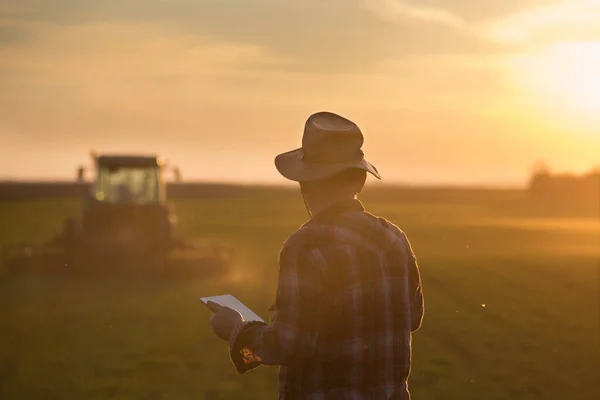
(4, 1, 598, 71)
(364, 0, 600, 46)
(0, 20, 518, 143)
(0, 22, 298, 139)
(0, 22, 289, 81)
(0, 18, 34, 46)
(363, 0, 467, 29)
(484, 0, 600, 44)
(0, 25, 26, 45)
(0, 0, 507, 73)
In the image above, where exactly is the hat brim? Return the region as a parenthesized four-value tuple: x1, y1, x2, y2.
(275, 148, 382, 182)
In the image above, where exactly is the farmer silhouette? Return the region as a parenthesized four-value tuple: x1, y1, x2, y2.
(209, 111, 424, 399)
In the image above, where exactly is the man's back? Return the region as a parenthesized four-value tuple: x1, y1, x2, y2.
(275, 199, 424, 399)
(211, 112, 424, 400)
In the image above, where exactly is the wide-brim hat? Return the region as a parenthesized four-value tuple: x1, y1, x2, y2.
(275, 111, 381, 182)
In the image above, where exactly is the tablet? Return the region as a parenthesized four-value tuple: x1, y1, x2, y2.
(200, 294, 264, 322)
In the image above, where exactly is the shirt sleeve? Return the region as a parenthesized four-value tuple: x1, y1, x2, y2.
(228, 240, 324, 374)
(408, 255, 424, 331)
(402, 233, 424, 332)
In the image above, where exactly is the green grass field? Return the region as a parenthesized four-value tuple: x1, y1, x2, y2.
(0, 187, 598, 399)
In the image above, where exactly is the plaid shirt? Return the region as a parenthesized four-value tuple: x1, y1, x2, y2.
(229, 199, 424, 399)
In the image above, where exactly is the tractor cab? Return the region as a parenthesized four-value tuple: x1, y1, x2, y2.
(91, 155, 167, 205)
(74, 154, 175, 258)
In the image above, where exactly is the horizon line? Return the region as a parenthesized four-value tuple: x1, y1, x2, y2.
(0, 177, 527, 190)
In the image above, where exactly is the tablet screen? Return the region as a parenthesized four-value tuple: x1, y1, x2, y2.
(200, 294, 264, 322)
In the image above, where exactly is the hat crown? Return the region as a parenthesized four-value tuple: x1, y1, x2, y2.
(302, 112, 364, 164)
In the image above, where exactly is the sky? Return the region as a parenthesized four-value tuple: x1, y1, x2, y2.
(1, 0, 599, 185)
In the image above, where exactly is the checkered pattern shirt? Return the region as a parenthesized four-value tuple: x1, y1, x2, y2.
(228, 199, 424, 399)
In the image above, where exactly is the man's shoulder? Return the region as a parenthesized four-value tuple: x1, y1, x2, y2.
(280, 222, 319, 254)
(362, 210, 405, 237)
(278, 216, 346, 259)
(282, 211, 405, 253)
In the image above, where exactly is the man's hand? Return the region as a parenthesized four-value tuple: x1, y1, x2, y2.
(207, 301, 244, 341)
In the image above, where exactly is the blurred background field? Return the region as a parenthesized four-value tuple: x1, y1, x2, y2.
(3, 0, 600, 398)
(0, 185, 598, 400)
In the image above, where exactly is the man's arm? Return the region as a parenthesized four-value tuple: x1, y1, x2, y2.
(408, 253, 424, 332)
(228, 242, 324, 374)
(400, 231, 424, 332)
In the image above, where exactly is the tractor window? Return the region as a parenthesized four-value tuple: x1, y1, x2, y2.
(95, 167, 160, 204)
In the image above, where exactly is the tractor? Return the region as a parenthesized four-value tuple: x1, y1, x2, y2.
(2, 153, 232, 277)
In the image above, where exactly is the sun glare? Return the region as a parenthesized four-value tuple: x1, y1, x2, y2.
(511, 41, 600, 133)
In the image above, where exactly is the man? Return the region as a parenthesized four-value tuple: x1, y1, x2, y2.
(209, 111, 424, 399)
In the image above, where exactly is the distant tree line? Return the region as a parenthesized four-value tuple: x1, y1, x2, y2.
(528, 164, 599, 215)
(0, 182, 260, 201)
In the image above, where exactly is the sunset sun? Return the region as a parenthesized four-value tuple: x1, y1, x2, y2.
(513, 41, 600, 132)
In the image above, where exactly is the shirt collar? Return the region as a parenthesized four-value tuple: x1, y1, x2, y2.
(311, 198, 365, 223)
